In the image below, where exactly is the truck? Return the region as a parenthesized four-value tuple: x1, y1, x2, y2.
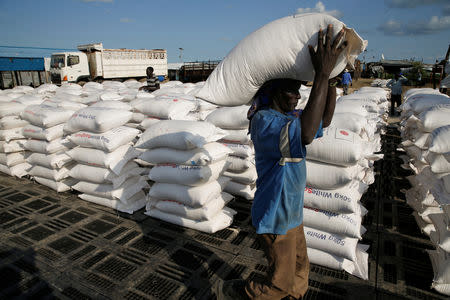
(0, 57, 50, 89)
(49, 43, 168, 85)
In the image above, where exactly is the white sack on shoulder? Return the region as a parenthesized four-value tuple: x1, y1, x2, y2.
(196, 13, 366, 106)
(145, 207, 236, 234)
(67, 126, 140, 152)
(138, 142, 232, 166)
(65, 107, 132, 133)
(135, 120, 227, 150)
(149, 160, 228, 186)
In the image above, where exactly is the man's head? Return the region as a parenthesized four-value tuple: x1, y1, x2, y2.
(146, 67, 154, 77)
(269, 78, 302, 113)
(344, 69, 348, 73)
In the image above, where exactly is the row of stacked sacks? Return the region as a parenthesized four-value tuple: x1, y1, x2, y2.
(299, 86, 388, 280)
(398, 88, 450, 296)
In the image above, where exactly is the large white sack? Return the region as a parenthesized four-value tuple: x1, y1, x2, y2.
(303, 206, 366, 239)
(427, 248, 450, 296)
(226, 155, 254, 173)
(306, 160, 364, 190)
(304, 181, 368, 214)
(0, 102, 26, 118)
(304, 226, 359, 262)
(222, 142, 254, 158)
(0, 162, 30, 177)
(26, 152, 71, 169)
(418, 104, 450, 132)
(196, 13, 366, 106)
(21, 105, 73, 128)
(337, 99, 381, 114)
(426, 152, 450, 174)
(28, 164, 72, 181)
(221, 129, 252, 145)
(149, 177, 230, 208)
(133, 96, 196, 120)
(35, 83, 58, 94)
(223, 165, 257, 185)
(72, 176, 150, 203)
(135, 120, 227, 150)
(12, 95, 43, 106)
(403, 94, 450, 114)
(0, 127, 25, 142)
(69, 161, 146, 188)
(329, 113, 375, 139)
(67, 126, 140, 152)
(139, 117, 162, 129)
(24, 138, 69, 154)
(149, 160, 228, 186)
(90, 100, 132, 111)
(34, 176, 76, 192)
(428, 125, 450, 154)
(65, 107, 132, 133)
(138, 142, 232, 166)
(224, 180, 256, 200)
(0, 140, 26, 153)
(145, 207, 236, 233)
(0, 116, 29, 130)
(22, 124, 64, 141)
(99, 92, 123, 101)
(205, 106, 250, 129)
(306, 127, 369, 167)
(307, 245, 369, 280)
(67, 144, 140, 175)
(148, 192, 233, 221)
(79, 191, 147, 214)
(42, 98, 88, 111)
(0, 152, 27, 167)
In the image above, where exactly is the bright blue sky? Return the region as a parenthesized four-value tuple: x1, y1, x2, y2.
(0, 0, 449, 64)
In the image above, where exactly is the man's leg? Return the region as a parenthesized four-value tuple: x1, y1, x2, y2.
(245, 228, 297, 300)
(343, 84, 348, 95)
(292, 224, 310, 298)
(390, 96, 396, 116)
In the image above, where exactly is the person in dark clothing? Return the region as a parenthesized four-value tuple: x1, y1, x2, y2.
(139, 66, 160, 92)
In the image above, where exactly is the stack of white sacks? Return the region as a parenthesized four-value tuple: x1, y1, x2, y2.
(398, 88, 450, 296)
(296, 87, 387, 280)
(135, 120, 236, 233)
(64, 98, 149, 214)
(205, 106, 257, 200)
(0, 87, 39, 177)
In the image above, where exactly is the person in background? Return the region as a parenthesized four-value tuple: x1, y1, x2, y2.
(215, 24, 347, 300)
(341, 68, 352, 95)
(416, 71, 422, 87)
(139, 66, 160, 92)
(387, 73, 407, 116)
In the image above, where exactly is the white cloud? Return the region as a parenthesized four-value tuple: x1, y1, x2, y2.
(385, 0, 447, 8)
(82, 0, 113, 3)
(120, 18, 133, 23)
(378, 15, 450, 35)
(296, 1, 343, 19)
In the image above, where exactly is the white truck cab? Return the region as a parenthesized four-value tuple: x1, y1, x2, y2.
(49, 52, 90, 84)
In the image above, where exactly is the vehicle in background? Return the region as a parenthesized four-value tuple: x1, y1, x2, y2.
(49, 43, 168, 85)
(0, 57, 50, 89)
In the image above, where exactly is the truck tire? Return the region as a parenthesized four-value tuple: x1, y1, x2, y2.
(77, 81, 86, 87)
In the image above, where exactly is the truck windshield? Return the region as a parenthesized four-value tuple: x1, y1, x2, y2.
(51, 55, 65, 68)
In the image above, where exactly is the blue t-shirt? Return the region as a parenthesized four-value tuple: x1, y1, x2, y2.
(250, 109, 323, 235)
(342, 72, 352, 85)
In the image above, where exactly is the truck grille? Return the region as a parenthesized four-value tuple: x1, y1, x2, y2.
(51, 73, 61, 84)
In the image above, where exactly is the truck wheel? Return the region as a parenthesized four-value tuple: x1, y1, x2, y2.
(77, 81, 86, 87)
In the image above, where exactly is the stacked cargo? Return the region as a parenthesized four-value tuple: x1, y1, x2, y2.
(0, 91, 32, 178)
(300, 88, 387, 279)
(64, 105, 148, 214)
(399, 88, 450, 296)
(21, 104, 75, 191)
(205, 106, 257, 200)
(136, 120, 236, 233)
